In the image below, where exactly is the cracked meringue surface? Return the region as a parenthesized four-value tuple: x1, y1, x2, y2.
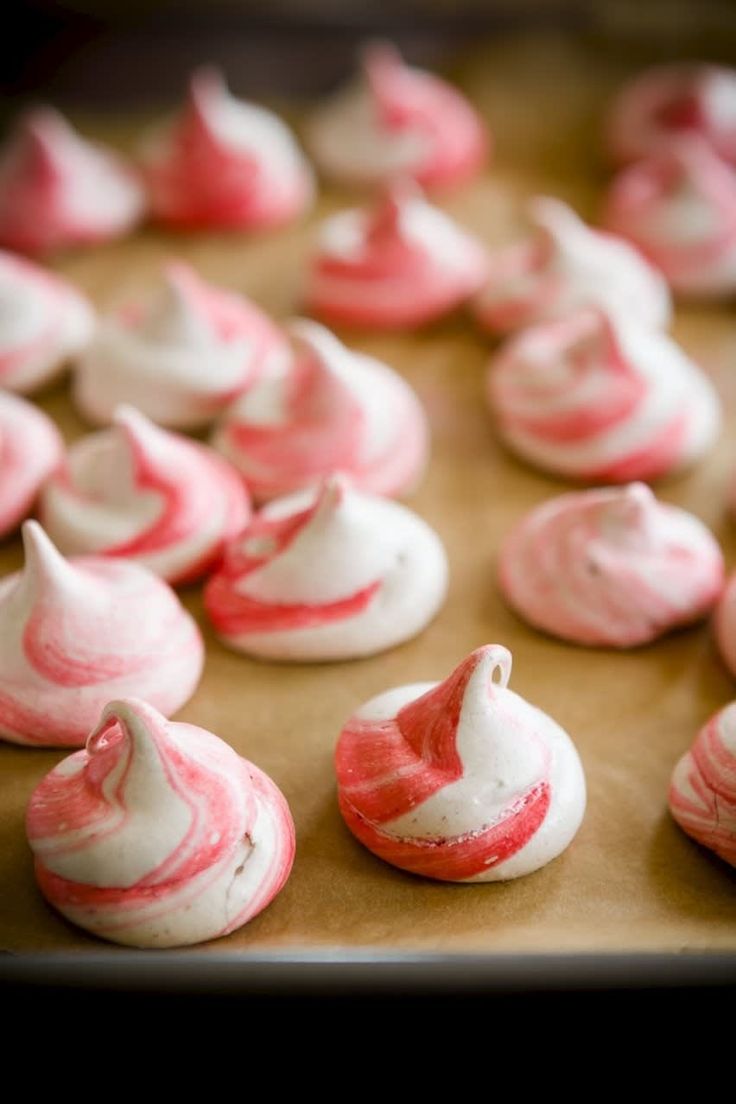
(486, 307, 721, 483)
(305, 181, 489, 329)
(0, 108, 144, 255)
(306, 41, 488, 190)
(500, 484, 724, 648)
(0, 391, 63, 538)
(41, 405, 250, 584)
(335, 645, 586, 882)
(141, 67, 313, 230)
(473, 197, 670, 335)
(669, 702, 736, 868)
(205, 474, 448, 661)
(26, 697, 296, 946)
(0, 250, 94, 394)
(73, 262, 287, 429)
(603, 137, 736, 298)
(607, 63, 736, 166)
(212, 320, 428, 502)
(0, 522, 204, 747)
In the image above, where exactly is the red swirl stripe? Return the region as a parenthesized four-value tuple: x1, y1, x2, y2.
(669, 707, 736, 866)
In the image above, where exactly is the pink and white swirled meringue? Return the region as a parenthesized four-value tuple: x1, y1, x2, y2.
(669, 703, 736, 867)
(73, 262, 287, 429)
(486, 307, 721, 483)
(140, 67, 313, 231)
(306, 41, 488, 191)
(41, 406, 250, 584)
(0, 522, 203, 748)
(26, 697, 295, 946)
(473, 197, 670, 335)
(304, 181, 489, 329)
(205, 474, 447, 660)
(602, 138, 736, 298)
(0, 250, 94, 393)
(335, 644, 586, 882)
(212, 320, 428, 501)
(0, 108, 144, 255)
(0, 392, 63, 538)
(607, 64, 736, 166)
(500, 484, 724, 648)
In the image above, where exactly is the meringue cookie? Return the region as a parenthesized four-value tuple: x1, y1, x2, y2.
(0, 522, 204, 748)
(669, 703, 736, 867)
(602, 138, 736, 298)
(26, 697, 296, 946)
(714, 572, 736, 678)
(500, 484, 724, 648)
(304, 181, 489, 329)
(0, 250, 94, 394)
(306, 41, 488, 191)
(41, 406, 250, 584)
(73, 262, 287, 429)
(486, 307, 720, 483)
(140, 67, 313, 231)
(205, 474, 447, 661)
(335, 645, 586, 882)
(212, 320, 428, 502)
(0, 108, 144, 255)
(607, 64, 736, 166)
(0, 392, 63, 538)
(473, 197, 671, 335)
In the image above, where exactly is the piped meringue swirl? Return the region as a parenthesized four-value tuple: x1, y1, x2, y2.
(41, 405, 250, 584)
(205, 474, 448, 660)
(212, 320, 428, 501)
(0, 108, 144, 255)
(335, 645, 586, 882)
(499, 484, 724, 648)
(0, 250, 94, 393)
(486, 307, 721, 483)
(305, 181, 489, 329)
(603, 137, 736, 298)
(26, 697, 296, 946)
(473, 197, 670, 335)
(607, 64, 736, 166)
(141, 67, 313, 230)
(0, 392, 63, 538)
(73, 262, 287, 428)
(306, 41, 488, 190)
(0, 522, 204, 747)
(669, 703, 736, 868)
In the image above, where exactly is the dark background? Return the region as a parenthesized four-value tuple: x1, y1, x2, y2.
(3, 0, 736, 109)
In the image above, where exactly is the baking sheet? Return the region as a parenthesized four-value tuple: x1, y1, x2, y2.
(2, 35, 735, 955)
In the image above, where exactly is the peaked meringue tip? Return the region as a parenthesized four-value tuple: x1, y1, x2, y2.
(21, 519, 76, 589)
(86, 696, 165, 759)
(467, 643, 513, 690)
(189, 64, 228, 104)
(314, 472, 349, 513)
(362, 39, 403, 77)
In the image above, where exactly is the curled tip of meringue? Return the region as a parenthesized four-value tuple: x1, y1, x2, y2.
(362, 39, 403, 79)
(189, 64, 226, 103)
(314, 471, 350, 512)
(455, 643, 513, 694)
(86, 696, 165, 763)
(287, 316, 339, 358)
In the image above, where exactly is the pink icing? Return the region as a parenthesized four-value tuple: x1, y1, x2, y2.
(669, 704, 736, 867)
(0, 393, 63, 538)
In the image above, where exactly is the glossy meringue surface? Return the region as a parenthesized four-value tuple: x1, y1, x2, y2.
(205, 475, 448, 661)
(500, 484, 724, 648)
(603, 138, 736, 298)
(306, 41, 488, 190)
(0, 391, 63, 538)
(26, 697, 296, 946)
(487, 307, 721, 483)
(473, 197, 670, 335)
(73, 262, 287, 428)
(0, 522, 204, 747)
(0, 251, 94, 394)
(212, 320, 428, 501)
(141, 67, 313, 230)
(41, 405, 250, 584)
(669, 703, 736, 867)
(607, 64, 736, 166)
(0, 108, 144, 255)
(335, 645, 586, 882)
(305, 182, 489, 329)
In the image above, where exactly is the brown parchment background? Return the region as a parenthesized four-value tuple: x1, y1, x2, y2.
(2, 35, 736, 956)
